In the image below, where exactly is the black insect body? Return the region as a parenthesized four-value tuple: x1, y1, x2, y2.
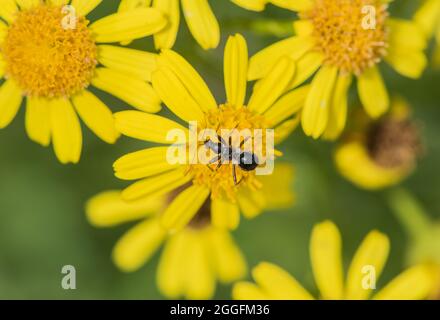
(239, 152, 259, 171)
(204, 135, 259, 185)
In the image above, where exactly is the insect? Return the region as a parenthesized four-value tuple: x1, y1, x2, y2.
(204, 134, 259, 185)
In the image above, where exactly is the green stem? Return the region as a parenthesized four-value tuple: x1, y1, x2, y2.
(387, 188, 431, 239)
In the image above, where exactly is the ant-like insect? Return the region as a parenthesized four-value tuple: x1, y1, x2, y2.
(204, 134, 259, 185)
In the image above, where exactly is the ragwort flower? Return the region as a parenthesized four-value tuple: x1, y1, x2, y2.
(114, 34, 301, 232)
(241, 0, 428, 139)
(233, 220, 433, 300)
(0, 0, 166, 163)
(334, 96, 422, 190)
(86, 163, 294, 299)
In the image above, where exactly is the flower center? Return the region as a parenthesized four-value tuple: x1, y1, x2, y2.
(1, 4, 98, 98)
(303, 0, 389, 75)
(187, 104, 269, 201)
(367, 118, 422, 169)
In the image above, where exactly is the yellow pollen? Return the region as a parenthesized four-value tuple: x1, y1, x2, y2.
(187, 104, 269, 201)
(1, 4, 98, 98)
(303, 0, 389, 75)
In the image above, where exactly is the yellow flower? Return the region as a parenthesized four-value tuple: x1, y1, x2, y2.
(0, 0, 167, 163)
(117, 0, 220, 50)
(334, 96, 421, 190)
(233, 220, 433, 300)
(243, 0, 428, 139)
(86, 189, 247, 300)
(114, 33, 300, 232)
(86, 161, 293, 299)
(414, 0, 440, 67)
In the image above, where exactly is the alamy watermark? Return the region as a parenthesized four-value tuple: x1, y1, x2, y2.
(362, 5, 377, 30)
(61, 5, 77, 30)
(61, 265, 76, 290)
(362, 265, 377, 290)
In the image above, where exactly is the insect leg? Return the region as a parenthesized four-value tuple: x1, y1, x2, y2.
(233, 165, 238, 185)
(240, 135, 252, 148)
(216, 157, 223, 170)
(208, 155, 221, 164)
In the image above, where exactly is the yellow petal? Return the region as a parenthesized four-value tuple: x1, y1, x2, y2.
(248, 36, 314, 80)
(72, 90, 120, 144)
(274, 117, 301, 144)
(385, 47, 427, 79)
(47, 0, 69, 6)
(160, 185, 210, 232)
(0, 0, 18, 23)
(114, 110, 188, 143)
(70, 0, 102, 16)
(286, 51, 324, 90)
(122, 168, 192, 201)
(224, 34, 248, 108)
(97, 45, 157, 82)
(157, 231, 187, 298)
(211, 198, 240, 230)
(334, 139, 412, 190)
(269, 0, 313, 11)
(357, 66, 389, 119)
(301, 65, 338, 139)
(258, 163, 295, 209)
(373, 265, 433, 300)
(414, 0, 440, 38)
(114, 146, 179, 180)
(0, 20, 7, 46)
(86, 190, 164, 227)
(310, 221, 344, 300)
(292, 20, 314, 36)
(252, 262, 314, 299)
(153, 0, 180, 49)
(0, 80, 23, 129)
(233, 282, 272, 300)
(50, 98, 82, 164)
(183, 230, 216, 300)
(323, 73, 352, 140)
(248, 57, 295, 114)
(181, 0, 220, 50)
(237, 188, 266, 219)
(113, 218, 166, 272)
(387, 19, 427, 51)
(25, 97, 51, 147)
(15, 0, 39, 10)
(158, 50, 217, 112)
(118, 0, 151, 11)
(92, 68, 161, 113)
(151, 66, 206, 123)
(231, 0, 266, 11)
(209, 228, 247, 283)
(90, 8, 167, 43)
(389, 95, 412, 120)
(345, 231, 390, 300)
(117, 0, 152, 45)
(264, 85, 309, 126)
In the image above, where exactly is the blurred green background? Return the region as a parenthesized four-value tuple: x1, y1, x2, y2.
(0, 0, 439, 299)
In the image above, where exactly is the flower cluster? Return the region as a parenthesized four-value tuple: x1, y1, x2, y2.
(0, 0, 438, 300)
